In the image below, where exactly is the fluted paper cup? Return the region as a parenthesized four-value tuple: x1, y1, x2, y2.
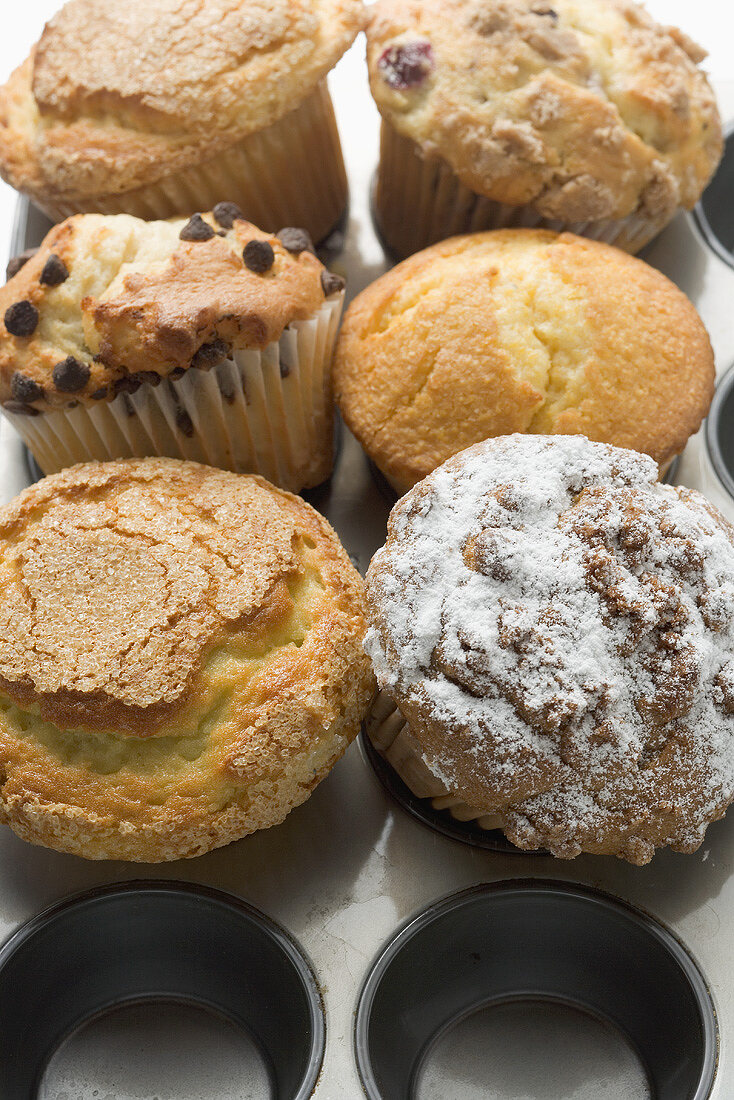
(5, 293, 344, 493)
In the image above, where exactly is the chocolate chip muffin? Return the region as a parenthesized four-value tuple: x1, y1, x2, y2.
(334, 229, 714, 493)
(0, 457, 374, 861)
(367, 0, 722, 258)
(0, 0, 364, 241)
(365, 434, 734, 864)
(0, 209, 346, 490)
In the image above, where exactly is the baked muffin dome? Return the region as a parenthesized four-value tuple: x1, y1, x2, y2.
(365, 434, 734, 863)
(367, 0, 721, 225)
(334, 229, 714, 492)
(0, 210, 345, 489)
(0, 458, 374, 861)
(0, 0, 364, 232)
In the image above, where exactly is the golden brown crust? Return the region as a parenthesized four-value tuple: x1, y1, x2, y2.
(366, 0, 721, 222)
(0, 457, 375, 860)
(0, 0, 364, 207)
(334, 229, 714, 490)
(0, 211, 332, 411)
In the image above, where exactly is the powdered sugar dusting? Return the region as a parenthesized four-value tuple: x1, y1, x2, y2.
(365, 435, 734, 863)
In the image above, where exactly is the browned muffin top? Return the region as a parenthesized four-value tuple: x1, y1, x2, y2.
(0, 209, 343, 413)
(366, 0, 721, 222)
(0, 457, 363, 736)
(0, 0, 365, 205)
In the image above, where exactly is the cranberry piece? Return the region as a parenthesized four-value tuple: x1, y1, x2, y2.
(378, 42, 434, 90)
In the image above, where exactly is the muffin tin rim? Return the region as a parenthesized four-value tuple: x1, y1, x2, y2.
(691, 122, 734, 272)
(0, 877, 327, 1100)
(353, 876, 720, 1100)
(705, 359, 734, 500)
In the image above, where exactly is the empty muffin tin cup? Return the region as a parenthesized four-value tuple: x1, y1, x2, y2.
(355, 880, 718, 1100)
(705, 361, 734, 499)
(694, 127, 734, 269)
(0, 880, 324, 1100)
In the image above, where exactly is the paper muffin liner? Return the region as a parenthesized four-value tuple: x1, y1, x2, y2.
(374, 123, 671, 260)
(5, 293, 344, 492)
(365, 689, 503, 830)
(39, 82, 348, 246)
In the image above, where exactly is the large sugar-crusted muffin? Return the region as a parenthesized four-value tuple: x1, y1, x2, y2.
(367, 0, 722, 257)
(0, 209, 346, 490)
(0, 457, 374, 861)
(365, 434, 734, 864)
(0, 0, 364, 238)
(334, 229, 714, 493)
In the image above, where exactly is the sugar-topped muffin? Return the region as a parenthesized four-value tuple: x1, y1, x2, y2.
(0, 457, 374, 861)
(0, 0, 364, 240)
(365, 434, 734, 863)
(367, 0, 722, 257)
(335, 229, 714, 493)
(0, 209, 346, 490)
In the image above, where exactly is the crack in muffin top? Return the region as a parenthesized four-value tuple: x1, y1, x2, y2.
(365, 435, 734, 863)
(366, 0, 722, 221)
(0, 457, 330, 734)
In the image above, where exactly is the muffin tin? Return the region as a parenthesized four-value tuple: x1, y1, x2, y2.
(2, 51, 734, 1100)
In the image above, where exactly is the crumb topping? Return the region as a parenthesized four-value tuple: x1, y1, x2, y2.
(366, 435, 734, 862)
(367, 0, 722, 221)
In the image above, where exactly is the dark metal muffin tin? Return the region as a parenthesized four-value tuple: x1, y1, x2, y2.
(694, 128, 734, 272)
(356, 881, 717, 1100)
(2, 65, 734, 1100)
(0, 881, 324, 1099)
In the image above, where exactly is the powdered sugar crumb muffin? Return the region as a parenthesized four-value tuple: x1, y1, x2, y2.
(366, 435, 734, 863)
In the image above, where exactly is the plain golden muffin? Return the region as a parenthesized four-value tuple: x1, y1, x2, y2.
(334, 229, 715, 492)
(0, 458, 374, 861)
(367, 0, 721, 256)
(0, 0, 364, 234)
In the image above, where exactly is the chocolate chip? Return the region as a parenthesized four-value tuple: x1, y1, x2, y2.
(52, 356, 90, 393)
(4, 300, 38, 337)
(90, 387, 108, 400)
(532, 5, 558, 19)
(378, 42, 435, 90)
(11, 371, 44, 404)
(243, 239, 275, 274)
(169, 367, 186, 382)
(279, 358, 291, 379)
(191, 339, 229, 370)
(321, 270, 346, 296)
(3, 400, 40, 416)
(213, 201, 244, 230)
(6, 248, 38, 281)
(277, 227, 314, 254)
(179, 214, 215, 242)
(40, 253, 69, 287)
(122, 394, 135, 417)
(176, 408, 194, 437)
(112, 372, 160, 397)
